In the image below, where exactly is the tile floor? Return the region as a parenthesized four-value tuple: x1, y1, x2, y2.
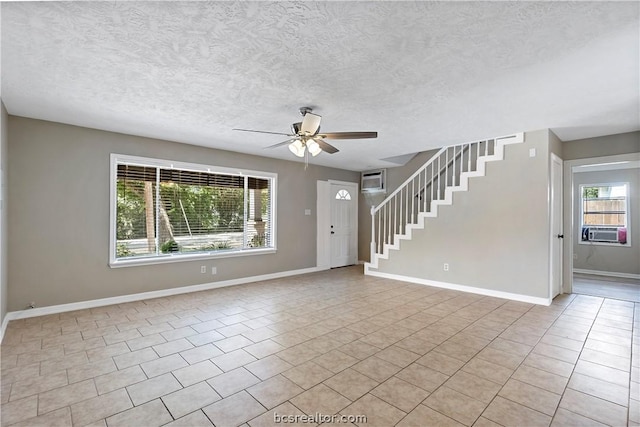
(573, 274, 640, 303)
(1, 266, 638, 426)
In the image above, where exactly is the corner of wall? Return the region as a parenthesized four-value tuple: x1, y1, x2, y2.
(6, 117, 361, 311)
(371, 131, 552, 302)
(548, 129, 564, 159)
(0, 99, 9, 342)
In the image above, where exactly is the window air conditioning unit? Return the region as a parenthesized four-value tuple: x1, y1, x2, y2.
(585, 227, 627, 244)
(361, 169, 386, 193)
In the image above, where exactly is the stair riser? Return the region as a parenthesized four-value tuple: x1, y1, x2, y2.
(367, 134, 524, 269)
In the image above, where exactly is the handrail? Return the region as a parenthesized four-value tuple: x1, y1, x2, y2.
(369, 135, 510, 260)
(372, 146, 447, 214)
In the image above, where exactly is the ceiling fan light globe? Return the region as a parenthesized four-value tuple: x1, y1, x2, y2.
(307, 140, 322, 156)
(289, 140, 305, 157)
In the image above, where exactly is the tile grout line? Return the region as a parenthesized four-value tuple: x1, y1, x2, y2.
(458, 300, 556, 426)
(533, 296, 601, 427)
(392, 298, 543, 426)
(2, 271, 637, 427)
(549, 296, 631, 427)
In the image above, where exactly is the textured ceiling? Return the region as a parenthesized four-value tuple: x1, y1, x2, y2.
(2, 1, 639, 171)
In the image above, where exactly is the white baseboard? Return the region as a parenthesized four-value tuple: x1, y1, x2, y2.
(0, 314, 10, 345)
(0, 266, 322, 343)
(573, 268, 640, 280)
(365, 268, 551, 306)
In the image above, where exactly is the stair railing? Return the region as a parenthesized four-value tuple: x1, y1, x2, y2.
(370, 138, 499, 258)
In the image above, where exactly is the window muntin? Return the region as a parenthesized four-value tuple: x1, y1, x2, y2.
(335, 189, 352, 200)
(580, 183, 628, 228)
(111, 155, 276, 266)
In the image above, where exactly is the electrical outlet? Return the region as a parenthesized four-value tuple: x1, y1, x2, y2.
(28, 301, 36, 309)
(443, 263, 449, 271)
(573, 253, 578, 260)
(211, 266, 217, 275)
(200, 266, 206, 274)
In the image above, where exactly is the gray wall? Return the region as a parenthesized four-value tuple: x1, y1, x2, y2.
(7, 116, 359, 311)
(1, 101, 7, 324)
(563, 131, 640, 160)
(573, 168, 640, 275)
(369, 129, 552, 299)
(549, 130, 563, 158)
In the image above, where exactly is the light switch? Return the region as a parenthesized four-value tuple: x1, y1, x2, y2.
(529, 148, 536, 157)
(304, 209, 311, 216)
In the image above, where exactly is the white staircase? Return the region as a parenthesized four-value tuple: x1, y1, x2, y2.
(365, 133, 524, 271)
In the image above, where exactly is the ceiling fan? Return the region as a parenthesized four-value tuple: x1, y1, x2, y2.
(233, 107, 378, 159)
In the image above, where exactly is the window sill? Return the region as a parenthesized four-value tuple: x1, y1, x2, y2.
(109, 247, 277, 268)
(578, 241, 631, 248)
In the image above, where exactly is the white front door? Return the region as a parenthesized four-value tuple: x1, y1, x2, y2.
(330, 182, 357, 268)
(550, 154, 563, 298)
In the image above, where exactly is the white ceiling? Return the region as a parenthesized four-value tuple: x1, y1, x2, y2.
(2, 1, 638, 171)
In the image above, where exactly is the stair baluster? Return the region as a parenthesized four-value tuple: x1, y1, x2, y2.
(368, 133, 525, 269)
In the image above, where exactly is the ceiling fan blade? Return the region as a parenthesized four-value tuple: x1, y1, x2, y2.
(315, 138, 339, 154)
(319, 131, 378, 140)
(233, 128, 293, 136)
(264, 139, 296, 149)
(300, 113, 322, 135)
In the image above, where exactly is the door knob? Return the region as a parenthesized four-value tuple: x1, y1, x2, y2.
(331, 231, 335, 234)
(557, 234, 564, 239)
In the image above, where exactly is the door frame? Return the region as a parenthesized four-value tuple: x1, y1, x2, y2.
(549, 153, 563, 298)
(317, 180, 358, 270)
(564, 152, 640, 294)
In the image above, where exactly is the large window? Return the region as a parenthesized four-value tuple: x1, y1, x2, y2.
(110, 154, 276, 266)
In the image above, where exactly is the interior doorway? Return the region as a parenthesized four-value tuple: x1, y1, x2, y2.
(564, 153, 640, 296)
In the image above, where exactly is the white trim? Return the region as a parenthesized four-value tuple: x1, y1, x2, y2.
(573, 268, 640, 280)
(109, 154, 118, 266)
(0, 314, 10, 345)
(577, 240, 631, 248)
(573, 160, 640, 173)
(577, 181, 630, 247)
(317, 181, 330, 270)
(2, 266, 322, 325)
(111, 153, 279, 179)
(549, 153, 563, 297)
(110, 248, 277, 268)
(365, 267, 551, 306)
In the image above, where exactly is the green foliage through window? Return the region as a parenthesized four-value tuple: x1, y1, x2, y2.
(112, 156, 275, 262)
